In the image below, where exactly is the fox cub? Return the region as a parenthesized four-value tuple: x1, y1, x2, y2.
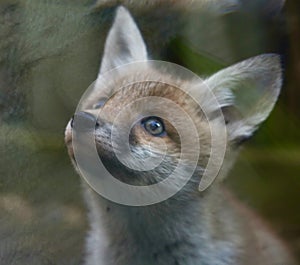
(65, 6, 295, 265)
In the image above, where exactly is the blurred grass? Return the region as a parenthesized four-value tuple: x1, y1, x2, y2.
(226, 144, 300, 262)
(0, 125, 87, 264)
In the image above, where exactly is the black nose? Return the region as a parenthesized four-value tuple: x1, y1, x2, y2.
(71, 111, 99, 131)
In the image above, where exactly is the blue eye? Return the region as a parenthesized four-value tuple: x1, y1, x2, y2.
(142, 117, 165, 136)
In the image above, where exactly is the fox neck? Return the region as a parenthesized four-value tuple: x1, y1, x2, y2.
(83, 182, 241, 265)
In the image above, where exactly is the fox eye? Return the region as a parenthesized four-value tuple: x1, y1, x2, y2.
(141, 117, 165, 137)
(93, 98, 107, 109)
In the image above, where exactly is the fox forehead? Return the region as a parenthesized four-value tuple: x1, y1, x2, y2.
(105, 82, 196, 110)
(87, 76, 207, 124)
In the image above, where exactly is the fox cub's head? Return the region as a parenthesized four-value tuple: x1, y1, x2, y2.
(65, 7, 282, 198)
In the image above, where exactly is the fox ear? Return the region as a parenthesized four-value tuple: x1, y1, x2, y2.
(98, 6, 147, 74)
(204, 54, 282, 144)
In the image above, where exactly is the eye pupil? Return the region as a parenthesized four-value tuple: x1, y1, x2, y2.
(142, 117, 165, 136)
(149, 121, 160, 131)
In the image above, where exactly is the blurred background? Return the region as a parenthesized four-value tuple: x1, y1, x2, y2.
(0, 0, 299, 264)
